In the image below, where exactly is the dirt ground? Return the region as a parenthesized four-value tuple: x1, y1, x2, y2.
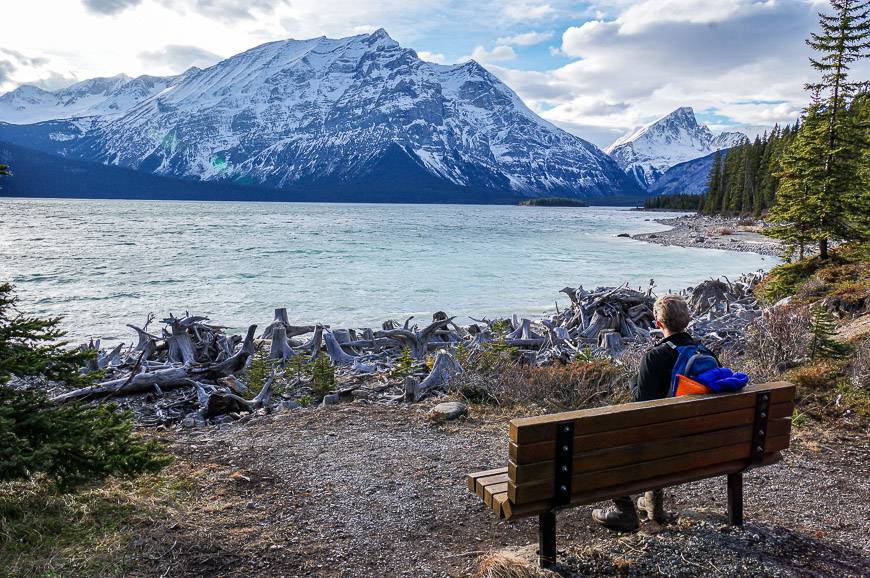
(125, 401, 870, 578)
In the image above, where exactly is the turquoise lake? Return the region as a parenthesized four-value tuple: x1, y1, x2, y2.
(0, 199, 775, 343)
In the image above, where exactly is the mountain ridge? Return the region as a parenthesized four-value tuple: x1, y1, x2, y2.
(0, 30, 642, 202)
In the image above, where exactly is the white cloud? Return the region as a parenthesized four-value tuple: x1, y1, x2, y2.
(478, 0, 870, 147)
(139, 44, 222, 74)
(352, 24, 379, 34)
(417, 50, 446, 64)
(496, 30, 553, 46)
(504, 3, 554, 20)
(461, 45, 516, 63)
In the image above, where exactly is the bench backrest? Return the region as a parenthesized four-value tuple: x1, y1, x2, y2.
(502, 381, 794, 517)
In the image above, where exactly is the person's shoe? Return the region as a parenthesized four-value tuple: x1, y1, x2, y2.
(592, 496, 639, 531)
(637, 490, 667, 524)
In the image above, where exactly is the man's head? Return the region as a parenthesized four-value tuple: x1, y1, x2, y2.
(653, 294, 691, 336)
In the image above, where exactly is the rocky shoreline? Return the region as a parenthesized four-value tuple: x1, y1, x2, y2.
(631, 213, 785, 257)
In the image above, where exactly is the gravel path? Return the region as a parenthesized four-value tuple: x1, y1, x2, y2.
(632, 214, 784, 257)
(168, 401, 869, 577)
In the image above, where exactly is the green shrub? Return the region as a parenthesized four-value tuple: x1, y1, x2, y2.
(389, 347, 417, 378)
(285, 351, 312, 382)
(758, 259, 821, 302)
(0, 283, 169, 490)
(0, 388, 170, 490)
(310, 355, 336, 397)
(244, 347, 274, 398)
(757, 241, 870, 303)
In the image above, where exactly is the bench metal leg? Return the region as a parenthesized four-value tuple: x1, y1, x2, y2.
(727, 472, 743, 526)
(538, 510, 557, 567)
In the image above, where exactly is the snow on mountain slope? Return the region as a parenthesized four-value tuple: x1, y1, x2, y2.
(0, 73, 183, 124)
(0, 30, 639, 200)
(606, 107, 747, 190)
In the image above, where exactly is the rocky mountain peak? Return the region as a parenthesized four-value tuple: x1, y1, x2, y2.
(606, 106, 748, 189)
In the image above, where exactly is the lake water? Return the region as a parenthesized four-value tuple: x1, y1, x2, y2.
(0, 199, 775, 344)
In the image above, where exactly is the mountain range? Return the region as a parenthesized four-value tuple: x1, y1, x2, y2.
(0, 30, 642, 203)
(0, 31, 748, 203)
(605, 107, 746, 190)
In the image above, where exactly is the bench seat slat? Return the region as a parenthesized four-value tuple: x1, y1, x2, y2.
(475, 473, 510, 498)
(466, 467, 507, 491)
(511, 402, 792, 464)
(484, 482, 508, 507)
(509, 382, 794, 444)
(492, 492, 509, 518)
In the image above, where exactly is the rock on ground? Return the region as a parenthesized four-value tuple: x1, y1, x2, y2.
(431, 401, 468, 420)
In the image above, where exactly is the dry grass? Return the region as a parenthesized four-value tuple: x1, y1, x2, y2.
(785, 360, 844, 390)
(474, 551, 560, 578)
(727, 304, 813, 381)
(453, 344, 635, 411)
(0, 466, 196, 577)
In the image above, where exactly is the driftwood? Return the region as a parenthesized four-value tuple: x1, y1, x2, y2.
(404, 351, 463, 402)
(55, 272, 767, 426)
(376, 316, 456, 359)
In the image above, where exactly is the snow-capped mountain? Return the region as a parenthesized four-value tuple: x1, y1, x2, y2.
(0, 73, 186, 125)
(606, 107, 747, 189)
(0, 30, 639, 201)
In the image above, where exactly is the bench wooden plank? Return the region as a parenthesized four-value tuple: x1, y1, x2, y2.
(500, 451, 783, 520)
(475, 473, 510, 498)
(509, 414, 791, 485)
(484, 482, 508, 507)
(509, 424, 752, 485)
(510, 403, 792, 464)
(492, 492, 509, 518)
(509, 435, 789, 503)
(466, 467, 508, 492)
(509, 382, 794, 444)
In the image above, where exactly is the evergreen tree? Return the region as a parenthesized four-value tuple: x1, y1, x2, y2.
(809, 305, 851, 359)
(703, 150, 723, 214)
(0, 282, 169, 490)
(768, 97, 829, 259)
(779, 0, 870, 258)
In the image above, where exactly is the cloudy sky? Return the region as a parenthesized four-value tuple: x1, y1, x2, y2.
(0, 0, 862, 148)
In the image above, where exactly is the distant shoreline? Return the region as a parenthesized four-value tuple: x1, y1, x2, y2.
(630, 213, 784, 257)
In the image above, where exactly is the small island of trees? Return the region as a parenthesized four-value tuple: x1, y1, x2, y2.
(519, 197, 589, 207)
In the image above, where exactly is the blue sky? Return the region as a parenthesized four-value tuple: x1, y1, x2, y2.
(1, 0, 865, 148)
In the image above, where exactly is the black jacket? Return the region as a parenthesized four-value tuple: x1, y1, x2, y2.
(631, 332, 699, 402)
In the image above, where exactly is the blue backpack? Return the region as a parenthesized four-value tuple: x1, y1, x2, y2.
(666, 342, 720, 397)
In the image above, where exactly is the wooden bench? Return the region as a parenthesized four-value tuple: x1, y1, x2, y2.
(466, 381, 795, 567)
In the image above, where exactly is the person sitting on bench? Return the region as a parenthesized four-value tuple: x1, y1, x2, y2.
(591, 293, 701, 531)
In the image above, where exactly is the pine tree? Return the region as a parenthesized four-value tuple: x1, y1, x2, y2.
(768, 96, 829, 259)
(854, 92, 870, 231)
(703, 150, 723, 214)
(0, 282, 169, 490)
(801, 0, 870, 257)
(809, 305, 851, 359)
